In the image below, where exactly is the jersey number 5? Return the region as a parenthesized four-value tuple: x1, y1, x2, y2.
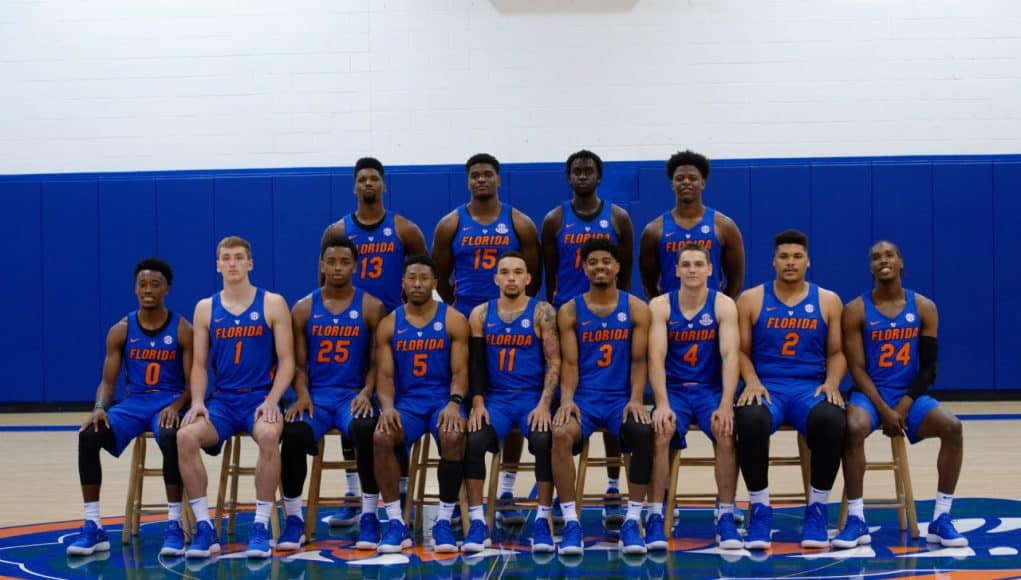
(413, 353, 428, 377)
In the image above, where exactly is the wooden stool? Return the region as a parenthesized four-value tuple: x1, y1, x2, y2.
(214, 433, 281, 539)
(304, 428, 360, 540)
(837, 435, 919, 538)
(663, 424, 810, 531)
(122, 431, 194, 544)
(485, 428, 538, 529)
(575, 428, 629, 514)
(404, 435, 470, 531)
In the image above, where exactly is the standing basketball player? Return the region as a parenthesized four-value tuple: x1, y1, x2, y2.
(277, 236, 388, 551)
(833, 241, 966, 549)
(67, 259, 193, 557)
(551, 239, 655, 556)
(541, 149, 633, 520)
(373, 255, 470, 554)
(647, 244, 742, 550)
(734, 230, 847, 549)
(639, 150, 745, 299)
(462, 251, 560, 553)
(176, 236, 296, 559)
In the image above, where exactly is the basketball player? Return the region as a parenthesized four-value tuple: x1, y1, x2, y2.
(176, 236, 296, 559)
(541, 149, 633, 521)
(647, 243, 742, 550)
(373, 255, 470, 554)
(551, 239, 654, 555)
(462, 251, 560, 553)
(734, 230, 847, 549)
(639, 150, 745, 299)
(833, 241, 966, 549)
(276, 236, 388, 551)
(67, 259, 193, 557)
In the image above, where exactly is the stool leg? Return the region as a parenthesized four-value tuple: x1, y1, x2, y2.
(665, 449, 681, 532)
(486, 448, 502, 530)
(894, 436, 919, 538)
(181, 488, 194, 541)
(838, 489, 849, 530)
(133, 436, 148, 539)
(893, 442, 907, 532)
(214, 435, 232, 536)
(305, 436, 325, 541)
(122, 437, 143, 544)
(459, 484, 471, 531)
(227, 435, 243, 536)
(574, 439, 590, 514)
(415, 437, 431, 531)
(403, 440, 419, 527)
(796, 433, 811, 504)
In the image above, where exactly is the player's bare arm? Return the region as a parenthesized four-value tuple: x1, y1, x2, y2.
(431, 210, 459, 303)
(894, 294, 940, 416)
(714, 293, 740, 436)
(182, 299, 212, 426)
(529, 301, 561, 432)
(736, 286, 770, 406)
(395, 214, 427, 256)
(612, 204, 635, 292)
(159, 317, 194, 429)
(717, 213, 746, 299)
(374, 313, 401, 435)
(842, 297, 900, 433)
(82, 319, 128, 432)
(286, 295, 313, 422)
(647, 295, 676, 433)
(258, 292, 295, 423)
(540, 206, 563, 304)
(553, 300, 580, 426)
(815, 289, 846, 408)
(625, 296, 651, 424)
(512, 208, 543, 297)
(352, 293, 387, 418)
(439, 308, 470, 433)
(638, 217, 664, 299)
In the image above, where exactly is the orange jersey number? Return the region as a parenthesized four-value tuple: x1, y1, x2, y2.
(878, 342, 911, 368)
(413, 353, 428, 377)
(473, 248, 498, 270)
(233, 341, 243, 365)
(597, 344, 614, 368)
(781, 332, 799, 356)
(144, 362, 160, 385)
(683, 344, 699, 367)
(360, 256, 384, 280)
(498, 347, 517, 372)
(317, 339, 351, 364)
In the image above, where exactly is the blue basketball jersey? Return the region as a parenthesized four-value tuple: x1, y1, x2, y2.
(665, 290, 722, 390)
(657, 208, 723, 294)
(576, 291, 633, 394)
(452, 203, 520, 313)
(124, 311, 185, 395)
(392, 302, 451, 400)
(210, 288, 276, 391)
(342, 212, 406, 312)
(484, 298, 544, 393)
(306, 288, 371, 391)
(752, 283, 827, 383)
(863, 290, 921, 392)
(554, 200, 619, 307)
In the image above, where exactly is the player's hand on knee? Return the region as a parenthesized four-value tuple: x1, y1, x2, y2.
(285, 395, 313, 422)
(814, 383, 845, 409)
(182, 403, 208, 426)
(528, 402, 552, 432)
(737, 382, 770, 406)
(651, 407, 676, 434)
(711, 405, 734, 437)
(351, 392, 373, 418)
(878, 405, 904, 437)
(438, 403, 465, 433)
(158, 403, 183, 429)
(255, 400, 281, 424)
(553, 401, 580, 427)
(376, 408, 401, 435)
(467, 399, 489, 432)
(81, 408, 110, 433)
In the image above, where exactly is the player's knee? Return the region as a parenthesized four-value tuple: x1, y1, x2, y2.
(654, 426, 674, 449)
(807, 402, 846, 446)
(735, 405, 771, 439)
(439, 430, 465, 458)
(551, 423, 576, 451)
(176, 425, 202, 452)
(373, 428, 397, 451)
(622, 417, 653, 447)
(156, 427, 178, 455)
(942, 414, 963, 443)
(281, 421, 313, 452)
(78, 425, 103, 452)
(253, 424, 282, 450)
(464, 427, 495, 480)
(349, 417, 378, 447)
(844, 409, 872, 443)
(528, 429, 552, 455)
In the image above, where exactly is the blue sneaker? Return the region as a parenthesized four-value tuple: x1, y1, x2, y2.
(801, 502, 829, 548)
(603, 487, 625, 525)
(246, 522, 273, 558)
(927, 513, 969, 547)
(276, 515, 305, 550)
(462, 519, 491, 553)
(531, 517, 555, 553)
(716, 512, 743, 549)
(744, 503, 773, 549)
(160, 520, 186, 557)
(355, 513, 381, 550)
(618, 519, 647, 554)
(552, 499, 564, 525)
(645, 514, 668, 551)
(558, 520, 584, 555)
(185, 520, 221, 559)
(832, 515, 871, 549)
(328, 493, 360, 527)
(495, 491, 525, 526)
(66, 521, 110, 556)
(432, 519, 458, 553)
(377, 519, 412, 553)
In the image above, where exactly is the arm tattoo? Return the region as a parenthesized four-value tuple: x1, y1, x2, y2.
(540, 303, 561, 402)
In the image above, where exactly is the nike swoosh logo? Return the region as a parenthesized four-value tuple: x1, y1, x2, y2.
(580, 320, 592, 326)
(462, 226, 473, 232)
(313, 314, 325, 319)
(664, 232, 675, 238)
(397, 328, 408, 334)
(486, 322, 499, 327)
(869, 320, 881, 326)
(129, 338, 141, 343)
(214, 317, 225, 323)
(565, 223, 575, 229)
(765, 307, 777, 312)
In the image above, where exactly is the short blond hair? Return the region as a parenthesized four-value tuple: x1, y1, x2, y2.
(216, 236, 252, 259)
(677, 242, 710, 263)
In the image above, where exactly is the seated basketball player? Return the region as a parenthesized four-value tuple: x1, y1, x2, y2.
(372, 255, 470, 554)
(176, 236, 296, 559)
(277, 236, 387, 550)
(463, 251, 560, 553)
(734, 229, 847, 549)
(834, 241, 967, 549)
(551, 239, 655, 556)
(67, 259, 193, 557)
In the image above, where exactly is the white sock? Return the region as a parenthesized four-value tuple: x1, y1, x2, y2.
(847, 497, 865, 520)
(437, 501, 455, 522)
(536, 504, 552, 521)
(254, 500, 273, 526)
(607, 478, 621, 491)
(499, 472, 517, 496)
(362, 493, 379, 516)
(717, 503, 735, 516)
(626, 500, 643, 521)
(647, 502, 664, 517)
(561, 501, 579, 523)
(933, 492, 954, 519)
(284, 496, 303, 519)
(167, 502, 181, 522)
(469, 504, 485, 523)
(84, 501, 101, 527)
(809, 486, 831, 506)
(190, 496, 211, 523)
(384, 500, 404, 524)
(399, 477, 408, 495)
(749, 488, 770, 506)
(347, 472, 361, 496)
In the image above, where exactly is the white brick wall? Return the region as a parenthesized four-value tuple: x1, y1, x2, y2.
(2, 0, 1019, 173)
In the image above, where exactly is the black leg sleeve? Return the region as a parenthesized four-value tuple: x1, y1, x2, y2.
(156, 427, 182, 487)
(528, 430, 553, 483)
(806, 401, 847, 490)
(620, 416, 653, 486)
(280, 421, 315, 498)
(349, 416, 379, 494)
(464, 426, 497, 481)
(341, 432, 357, 462)
(735, 404, 773, 492)
(437, 459, 465, 504)
(78, 424, 114, 486)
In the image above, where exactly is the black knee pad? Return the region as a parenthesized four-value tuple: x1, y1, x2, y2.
(281, 421, 315, 453)
(528, 430, 553, 483)
(806, 402, 847, 450)
(621, 417, 653, 486)
(349, 416, 378, 448)
(464, 426, 497, 480)
(156, 427, 182, 487)
(735, 405, 772, 439)
(77, 424, 113, 486)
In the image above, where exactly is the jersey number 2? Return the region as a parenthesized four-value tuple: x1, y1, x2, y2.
(781, 332, 799, 356)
